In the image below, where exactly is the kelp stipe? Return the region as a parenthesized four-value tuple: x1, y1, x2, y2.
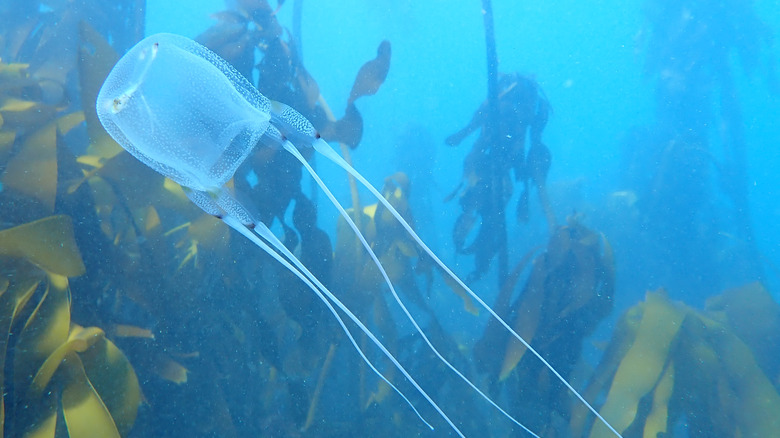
(96, 33, 622, 437)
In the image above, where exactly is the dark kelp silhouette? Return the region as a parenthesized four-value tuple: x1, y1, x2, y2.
(475, 217, 614, 435)
(197, 0, 391, 262)
(447, 2, 554, 285)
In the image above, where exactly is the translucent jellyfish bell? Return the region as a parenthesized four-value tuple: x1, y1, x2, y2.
(97, 33, 271, 192)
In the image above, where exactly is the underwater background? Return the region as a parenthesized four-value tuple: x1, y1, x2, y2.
(1, 0, 779, 437)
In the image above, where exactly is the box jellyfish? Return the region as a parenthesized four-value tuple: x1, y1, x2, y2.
(96, 33, 621, 438)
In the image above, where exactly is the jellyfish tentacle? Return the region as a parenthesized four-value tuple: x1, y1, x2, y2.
(284, 141, 540, 437)
(185, 186, 447, 431)
(311, 138, 622, 438)
(248, 217, 467, 435)
(220, 213, 443, 433)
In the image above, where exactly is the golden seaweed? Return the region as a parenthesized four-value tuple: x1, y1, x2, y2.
(0, 238, 140, 437)
(581, 285, 780, 438)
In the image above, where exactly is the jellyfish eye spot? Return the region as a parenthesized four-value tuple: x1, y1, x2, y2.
(112, 96, 127, 113)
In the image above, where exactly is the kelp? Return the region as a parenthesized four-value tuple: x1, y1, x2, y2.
(198, 0, 391, 242)
(578, 283, 780, 438)
(197, 0, 390, 151)
(334, 172, 433, 314)
(68, 18, 331, 437)
(473, 217, 614, 435)
(0, 0, 144, 64)
(0, 15, 210, 437)
(0, 216, 85, 277)
(329, 172, 419, 414)
(0, 47, 85, 219)
(1, 112, 84, 213)
(2, 1, 778, 437)
(0, 218, 140, 438)
(0, 9, 147, 434)
(447, 72, 553, 284)
(197, 0, 392, 278)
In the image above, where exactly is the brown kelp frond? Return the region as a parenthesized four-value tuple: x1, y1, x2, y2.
(476, 218, 613, 384)
(197, 1, 390, 152)
(348, 40, 391, 105)
(447, 73, 553, 284)
(0, 219, 140, 437)
(578, 284, 780, 438)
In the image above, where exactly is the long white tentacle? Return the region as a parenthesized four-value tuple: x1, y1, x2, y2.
(312, 138, 623, 438)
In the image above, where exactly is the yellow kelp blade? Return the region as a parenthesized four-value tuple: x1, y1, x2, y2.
(15, 274, 72, 393)
(29, 325, 105, 396)
(0, 279, 39, 329)
(642, 361, 675, 437)
(79, 331, 142, 437)
(438, 274, 478, 315)
(0, 279, 40, 434)
(590, 290, 687, 437)
(0, 61, 30, 77)
(0, 280, 40, 366)
(0, 97, 55, 128)
(60, 352, 122, 438)
(0, 97, 36, 112)
(0, 128, 15, 155)
(0, 216, 86, 277)
(570, 305, 641, 436)
(9, 273, 141, 437)
(11, 275, 71, 437)
(152, 354, 189, 384)
(140, 205, 162, 234)
(705, 281, 780, 362)
(499, 223, 613, 381)
(704, 318, 780, 436)
(186, 214, 229, 251)
(112, 324, 155, 340)
(1, 123, 57, 211)
(57, 111, 86, 135)
(172, 214, 230, 271)
(0, 111, 84, 211)
(498, 265, 545, 381)
(162, 177, 191, 203)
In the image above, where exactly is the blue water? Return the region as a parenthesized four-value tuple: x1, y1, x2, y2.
(146, 1, 780, 434)
(2, 0, 779, 436)
(148, 0, 779, 300)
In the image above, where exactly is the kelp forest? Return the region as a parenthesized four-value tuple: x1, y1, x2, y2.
(0, 0, 778, 437)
